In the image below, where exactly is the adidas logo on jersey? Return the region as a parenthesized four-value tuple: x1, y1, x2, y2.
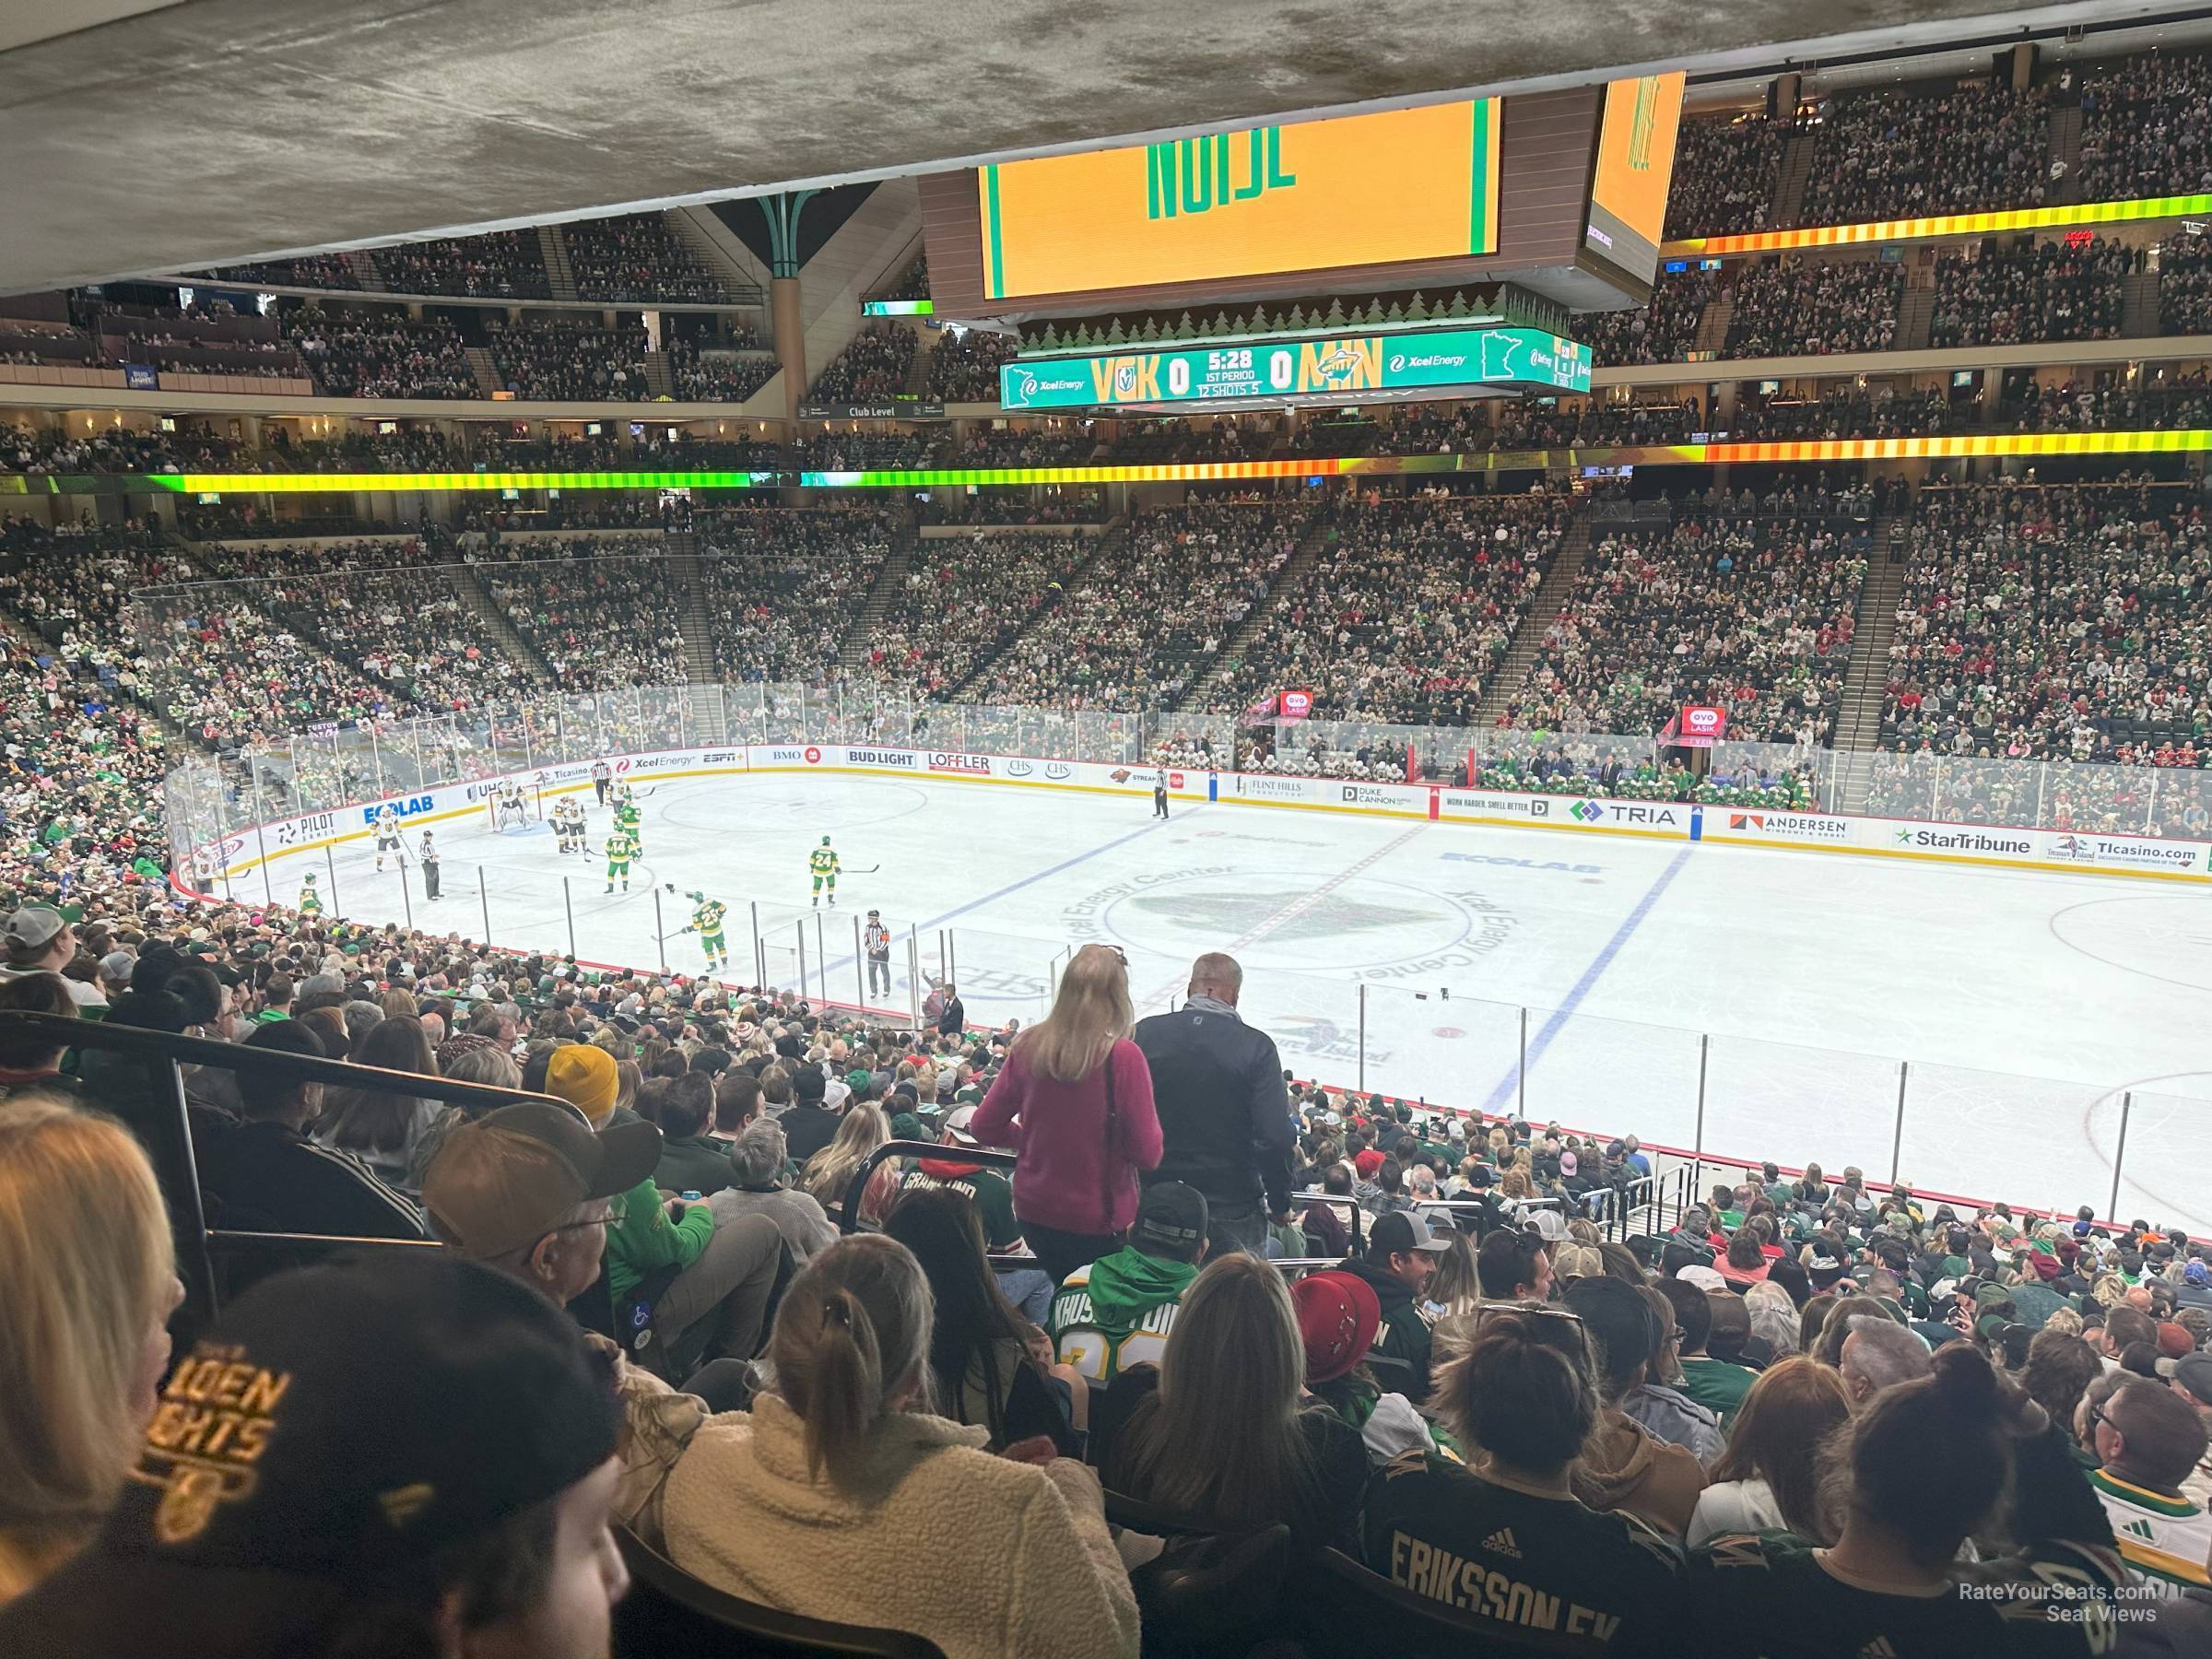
(1857, 1639, 1900, 1659)
(1481, 1527, 1521, 1559)
(2124, 1518, 2158, 1541)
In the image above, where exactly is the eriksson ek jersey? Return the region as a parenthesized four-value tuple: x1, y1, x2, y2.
(1356, 1452, 1687, 1658)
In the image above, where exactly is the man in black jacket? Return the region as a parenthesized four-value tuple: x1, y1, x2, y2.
(1133, 951, 1292, 1256)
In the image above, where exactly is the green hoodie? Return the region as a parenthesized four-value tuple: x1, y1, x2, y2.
(1047, 1246, 1198, 1381)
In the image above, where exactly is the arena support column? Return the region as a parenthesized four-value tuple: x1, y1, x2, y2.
(763, 191, 817, 432)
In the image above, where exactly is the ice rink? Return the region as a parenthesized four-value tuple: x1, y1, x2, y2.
(247, 772, 2212, 1232)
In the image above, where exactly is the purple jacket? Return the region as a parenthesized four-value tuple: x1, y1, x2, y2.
(970, 1037, 1162, 1236)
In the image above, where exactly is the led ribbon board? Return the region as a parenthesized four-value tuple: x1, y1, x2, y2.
(977, 99, 1502, 302)
(35, 430, 2206, 498)
(1664, 194, 2212, 257)
(998, 326, 1591, 411)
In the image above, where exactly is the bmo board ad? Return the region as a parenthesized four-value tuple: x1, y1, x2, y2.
(976, 99, 1502, 302)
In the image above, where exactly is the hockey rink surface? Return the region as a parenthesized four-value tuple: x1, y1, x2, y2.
(258, 772, 2212, 1231)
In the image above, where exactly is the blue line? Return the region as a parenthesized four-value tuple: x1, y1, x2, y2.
(1482, 846, 1693, 1115)
(814, 806, 1202, 981)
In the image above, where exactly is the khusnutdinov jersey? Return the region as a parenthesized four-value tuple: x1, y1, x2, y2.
(1356, 1452, 1687, 1657)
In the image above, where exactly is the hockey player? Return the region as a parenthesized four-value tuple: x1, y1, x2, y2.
(604, 826, 635, 894)
(373, 806, 404, 871)
(809, 836, 840, 907)
(683, 890, 730, 972)
(1153, 766, 1170, 820)
(614, 790, 642, 859)
(863, 908, 892, 998)
(552, 796, 587, 854)
(592, 759, 613, 806)
(297, 871, 324, 917)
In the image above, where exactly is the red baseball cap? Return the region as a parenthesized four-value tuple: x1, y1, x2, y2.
(1354, 1148, 1385, 1180)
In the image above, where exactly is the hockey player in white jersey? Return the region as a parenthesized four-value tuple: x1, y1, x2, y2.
(374, 806, 405, 871)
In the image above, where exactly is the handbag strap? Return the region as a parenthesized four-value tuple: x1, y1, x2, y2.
(1100, 1040, 1120, 1229)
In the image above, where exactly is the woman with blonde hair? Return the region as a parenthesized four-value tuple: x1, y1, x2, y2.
(665, 1235, 1139, 1658)
(1108, 1253, 1364, 1547)
(0, 1096, 182, 1602)
(970, 943, 1162, 1285)
(800, 1101, 900, 1229)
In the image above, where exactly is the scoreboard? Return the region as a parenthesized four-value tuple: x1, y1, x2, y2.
(999, 324, 1591, 412)
(976, 100, 1501, 303)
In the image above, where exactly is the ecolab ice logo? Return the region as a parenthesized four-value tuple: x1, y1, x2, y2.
(928, 752, 991, 776)
(362, 794, 433, 824)
(848, 748, 916, 770)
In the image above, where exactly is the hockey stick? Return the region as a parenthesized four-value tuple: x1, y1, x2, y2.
(846, 864, 880, 874)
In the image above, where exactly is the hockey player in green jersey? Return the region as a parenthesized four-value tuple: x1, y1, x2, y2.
(603, 828, 635, 893)
(683, 890, 729, 971)
(297, 872, 324, 917)
(809, 836, 840, 907)
(614, 794, 642, 858)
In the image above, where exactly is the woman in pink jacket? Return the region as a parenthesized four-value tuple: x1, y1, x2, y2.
(970, 944, 1162, 1286)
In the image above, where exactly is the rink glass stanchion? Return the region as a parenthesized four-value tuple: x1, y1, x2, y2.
(479, 873, 492, 948)
(655, 890, 668, 975)
(324, 847, 340, 922)
(2109, 1095, 2135, 1223)
(562, 878, 576, 959)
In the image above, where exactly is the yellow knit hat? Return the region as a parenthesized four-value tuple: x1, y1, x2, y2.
(544, 1043, 618, 1126)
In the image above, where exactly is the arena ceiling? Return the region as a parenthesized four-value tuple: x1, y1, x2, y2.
(0, 0, 2171, 295)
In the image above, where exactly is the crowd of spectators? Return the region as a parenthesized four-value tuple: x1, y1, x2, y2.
(484, 549, 692, 690)
(287, 564, 529, 712)
(1880, 480, 2212, 784)
(286, 307, 479, 399)
(925, 329, 1017, 403)
(1582, 267, 1716, 366)
(665, 336, 776, 403)
(2159, 233, 2212, 335)
(0, 886, 2205, 1657)
(1801, 80, 2052, 226)
(808, 325, 916, 405)
(2076, 51, 2212, 202)
(564, 212, 733, 304)
(880, 253, 930, 301)
(1929, 238, 2136, 350)
(1665, 111, 1789, 239)
(1724, 387, 1959, 440)
(858, 531, 1100, 697)
(1725, 259, 1903, 358)
(484, 316, 651, 402)
(1502, 489, 1873, 744)
(700, 510, 896, 683)
(1206, 489, 1571, 724)
(2009, 373, 2212, 434)
(955, 423, 1098, 465)
(373, 230, 549, 300)
(796, 428, 947, 471)
(975, 500, 1314, 709)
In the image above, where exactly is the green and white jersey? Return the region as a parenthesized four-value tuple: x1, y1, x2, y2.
(2090, 1468, 2212, 1594)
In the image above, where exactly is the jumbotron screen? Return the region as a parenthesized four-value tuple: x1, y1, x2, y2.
(976, 99, 1502, 303)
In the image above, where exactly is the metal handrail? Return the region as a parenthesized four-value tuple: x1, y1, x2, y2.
(1, 1010, 563, 1324)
